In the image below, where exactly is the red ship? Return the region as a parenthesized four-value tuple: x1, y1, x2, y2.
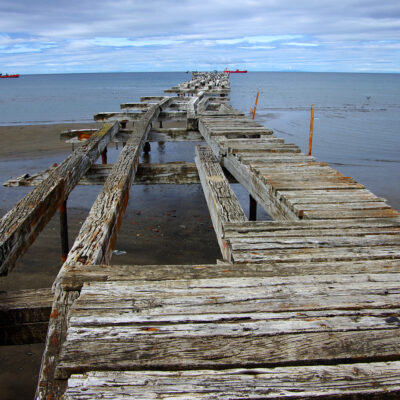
(224, 69, 247, 73)
(0, 74, 20, 78)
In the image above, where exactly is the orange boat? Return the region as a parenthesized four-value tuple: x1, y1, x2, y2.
(0, 74, 20, 78)
(224, 69, 247, 73)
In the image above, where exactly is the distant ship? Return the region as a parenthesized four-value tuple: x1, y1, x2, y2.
(224, 69, 247, 73)
(0, 73, 20, 78)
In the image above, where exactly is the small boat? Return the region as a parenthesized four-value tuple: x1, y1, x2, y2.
(224, 69, 247, 73)
(0, 74, 20, 78)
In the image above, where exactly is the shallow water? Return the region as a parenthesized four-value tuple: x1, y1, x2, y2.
(1, 71, 398, 208)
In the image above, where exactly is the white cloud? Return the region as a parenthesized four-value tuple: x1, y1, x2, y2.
(1, 0, 400, 72)
(284, 42, 319, 47)
(89, 37, 184, 47)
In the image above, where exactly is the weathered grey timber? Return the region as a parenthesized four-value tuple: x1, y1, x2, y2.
(195, 145, 246, 259)
(4, 162, 206, 187)
(64, 363, 400, 399)
(0, 122, 119, 275)
(2, 72, 400, 399)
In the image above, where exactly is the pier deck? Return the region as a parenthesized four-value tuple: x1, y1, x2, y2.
(1, 72, 400, 398)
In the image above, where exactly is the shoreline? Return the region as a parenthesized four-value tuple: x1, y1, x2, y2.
(0, 123, 101, 160)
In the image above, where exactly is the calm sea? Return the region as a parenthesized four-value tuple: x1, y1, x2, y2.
(0, 71, 399, 210)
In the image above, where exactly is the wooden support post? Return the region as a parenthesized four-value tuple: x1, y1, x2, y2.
(251, 91, 259, 120)
(308, 104, 315, 156)
(159, 120, 163, 128)
(249, 194, 257, 221)
(59, 199, 69, 263)
(143, 142, 151, 154)
(101, 147, 107, 164)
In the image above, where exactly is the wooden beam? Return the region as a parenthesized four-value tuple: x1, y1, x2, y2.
(187, 91, 203, 130)
(120, 102, 149, 110)
(3, 162, 239, 187)
(148, 128, 203, 141)
(64, 362, 400, 398)
(94, 112, 143, 122)
(0, 288, 53, 345)
(56, 258, 400, 292)
(0, 122, 119, 275)
(195, 145, 246, 260)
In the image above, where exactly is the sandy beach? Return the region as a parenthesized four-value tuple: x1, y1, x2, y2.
(0, 123, 102, 160)
(0, 123, 222, 399)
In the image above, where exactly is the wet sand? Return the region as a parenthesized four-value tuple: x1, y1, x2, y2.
(0, 123, 222, 399)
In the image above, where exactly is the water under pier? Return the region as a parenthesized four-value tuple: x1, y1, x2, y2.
(1, 72, 400, 399)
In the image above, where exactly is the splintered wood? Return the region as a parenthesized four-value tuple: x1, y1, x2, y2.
(1, 72, 398, 398)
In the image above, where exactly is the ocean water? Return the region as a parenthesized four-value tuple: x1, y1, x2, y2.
(0, 71, 399, 210)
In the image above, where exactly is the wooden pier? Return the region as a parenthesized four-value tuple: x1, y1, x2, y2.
(1, 72, 400, 398)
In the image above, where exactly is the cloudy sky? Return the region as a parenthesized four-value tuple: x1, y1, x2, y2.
(1, 0, 400, 74)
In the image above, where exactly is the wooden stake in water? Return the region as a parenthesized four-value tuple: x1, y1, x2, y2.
(308, 104, 315, 156)
(250, 91, 260, 120)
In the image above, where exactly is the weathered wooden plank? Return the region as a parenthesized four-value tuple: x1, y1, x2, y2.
(279, 190, 386, 204)
(229, 233, 400, 250)
(232, 245, 400, 263)
(187, 92, 203, 129)
(57, 328, 400, 376)
(218, 138, 285, 145)
(60, 129, 98, 140)
(120, 102, 149, 110)
(222, 155, 299, 220)
(0, 288, 53, 345)
(140, 96, 165, 102)
(195, 145, 246, 260)
(3, 162, 236, 187)
(64, 362, 400, 399)
(238, 154, 315, 164)
(301, 208, 399, 220)
(225, 226, 400, 240)
(0, 288, 53, 325)
(56, 277, 400, 377)
(158, 110, 187, 121)
(56, 259, 400, 291)
(223, 219, 400, 232)
(0, 122, 119, 275)
(148, 127, 203, 141)
(135, 162, 200, 184)
(81, 163, 202, 185)
(93, 111, 144, 121)
(67, 274, 400, 315)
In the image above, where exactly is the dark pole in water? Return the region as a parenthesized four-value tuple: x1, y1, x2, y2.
(59, 199, 69, 262)
(101, 147, 107, 164)
(249, 195, 257, 221)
